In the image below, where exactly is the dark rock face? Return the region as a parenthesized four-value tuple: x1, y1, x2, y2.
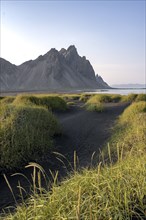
(95, 74, 110, 88)
(0, 45, 110, 92)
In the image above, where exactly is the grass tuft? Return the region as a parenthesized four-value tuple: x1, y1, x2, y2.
(86, 101, 104, 112)
(0, 96, 15, 104)
(135, 93, 146, 102)
(13, 95, 67, 111)
(0, 104, 60, 171)
(103, 101, 146, 160)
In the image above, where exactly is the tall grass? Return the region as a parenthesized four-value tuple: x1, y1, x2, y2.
(104, 101, 146, 159)
(0, 104, 60, 171)
(2, 101, 146, 219)
(121, 93, 146, 103)
(135, 93, 146, 102)
(121, 93, 138, 102)
(86, 101, 104, 112)
(85, 94, 123, 112)
(2, 154, 146, 219)
(0, 96, 15, 104)
(79, 94, 94, 102)
(13, 95, 38, 106)
(13, 95, 67, 111)
(85, 93, 146, 112)
(61, 94, 81, 102)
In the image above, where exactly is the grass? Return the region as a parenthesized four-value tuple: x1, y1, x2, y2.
(87, 94, 113, 103)
(0, 104, 60, 171)
(37, 96, 67, 111)
(103, 101, 146, 160)
(1, 101, 146, 219)
(85, 93, 146, 112)
(79, 94, 94, 102)
(121, 93, 138, 102)
(76, 93, 142, 103)
(135, 93, 146, 102)
(0, 94, 67, 171)
(0, 96, 15, 104)
(85, 94, 117, 112)
(13, 95, 67, 111)
(86, 101, 104, 112)
(61, 94, 81, 101)
(2, 153, 146, 220)
(121, 93, 146, 103)
(13, 95, 39, 106)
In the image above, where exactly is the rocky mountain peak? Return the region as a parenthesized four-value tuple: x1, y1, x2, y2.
(46, 48, 59, 56)
(59, 48, 67, 54)
(44, 48, 62, 63)
(67, 45, 77, 53)
(0, 45, 110, 92)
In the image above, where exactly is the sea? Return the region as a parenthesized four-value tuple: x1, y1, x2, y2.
(84, 88, 146, 95)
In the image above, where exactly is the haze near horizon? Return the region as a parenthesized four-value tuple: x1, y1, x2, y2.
(1, 0, 145, 85)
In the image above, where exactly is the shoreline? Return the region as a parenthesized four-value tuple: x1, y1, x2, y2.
(0, 87, 145, 97)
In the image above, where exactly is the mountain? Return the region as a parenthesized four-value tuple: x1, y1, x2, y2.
(0, 45, 110, 92)
(95, 74, 110, 88)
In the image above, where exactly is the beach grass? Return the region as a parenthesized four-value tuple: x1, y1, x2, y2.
(13, 95, 67, 111)
(1, 100, 146, 219)
(0, 104, 60, 171)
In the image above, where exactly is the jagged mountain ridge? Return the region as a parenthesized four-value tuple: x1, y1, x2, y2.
(95, 74, 109, 88)
(0, 45, 110, 92)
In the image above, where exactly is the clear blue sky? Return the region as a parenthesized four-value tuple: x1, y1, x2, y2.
(1, 0, 145, 85)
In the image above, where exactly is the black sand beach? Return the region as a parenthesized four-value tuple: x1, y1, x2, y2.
(0, 100, 129, 212)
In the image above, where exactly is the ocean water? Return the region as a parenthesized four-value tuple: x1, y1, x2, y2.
(85, 88, 146, 95)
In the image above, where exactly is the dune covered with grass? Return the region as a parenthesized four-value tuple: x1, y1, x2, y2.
(13, 95, 67, 111)
(0, 104, 60, 171)
(0, 95, 68, 171)
(0, 94, 145, 219)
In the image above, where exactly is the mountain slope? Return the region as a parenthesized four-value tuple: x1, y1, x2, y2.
(95, 74, 110, 88)
(0, 46, 110, 92)
(0, 58, 19, 91)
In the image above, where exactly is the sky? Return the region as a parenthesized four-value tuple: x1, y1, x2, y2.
(1, 0, 145, 85)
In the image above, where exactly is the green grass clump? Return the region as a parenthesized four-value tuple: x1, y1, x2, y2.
(13, 95, 67, 111)
(0, 104, 60, 171)
(80, 94, 122, 103)
(110, 94, 122, 102)
(120, 101, 146, 123)
(92, 94, 112, 103)
(121, 93, 146, 103)
(13, 95, 39, 106)
(79, 94, 93, 102)
(0, 96, 15, 104)
(121, 93, 138, 102)
(85, 94, 113, 112)
(135, 93, 146, 102)
(86, 94, 122, 105)
(86, 102, 104, 112)
(105, 101, 146, 159)
(37, 96, 67, 111)
(61, 94, 81, 101)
